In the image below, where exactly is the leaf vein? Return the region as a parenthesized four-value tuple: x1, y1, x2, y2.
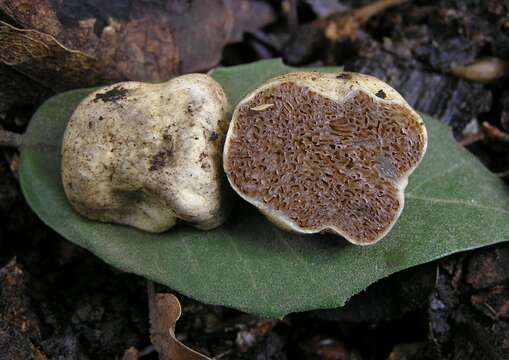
(180, 235, 201, 274)
(271, 227, 331, 299)
(406, 194, 509, 215)
(226, 233, 272, 308)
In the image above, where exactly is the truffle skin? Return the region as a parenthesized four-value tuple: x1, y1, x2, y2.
(62, 74, 229, 232)
(223, 72, 427, 245)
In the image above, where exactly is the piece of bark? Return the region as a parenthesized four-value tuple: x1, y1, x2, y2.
(0, 0, 274, 86)
(345, 37, 492, 131)
(378, 1, 508, 74)
(428, 251, 509, 359)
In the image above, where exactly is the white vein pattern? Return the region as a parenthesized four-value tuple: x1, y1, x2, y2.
(406, 194, 509, 216)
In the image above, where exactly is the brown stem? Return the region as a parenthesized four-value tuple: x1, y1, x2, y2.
(458, 132, 484, 146)
(0, 128, 22, 148)
(325, 0, 406, 42)
(352, 0, 407, 23)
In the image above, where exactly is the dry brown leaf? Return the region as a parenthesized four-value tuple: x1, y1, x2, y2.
(0, 0, 274, 85)
(148, 283, 211, 360)
(0, 21, 100, 91)
(0, 0, 274, 115)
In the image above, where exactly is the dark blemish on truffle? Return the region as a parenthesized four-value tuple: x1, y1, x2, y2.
(162, 133, 172, 143)
(337, 73, 352, 80)
(199, 152, 210, 169)
(98, 116, 104, 121)
(375, 89, 386, 99)
(209, 132, 219, 141)
(93, 86, 128, 103)
(149, 149, 173, 171)
(116, 189, 144, 204)
(88, 121, 92, 128)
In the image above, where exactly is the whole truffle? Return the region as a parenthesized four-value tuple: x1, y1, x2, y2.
(62, 74, 229, 232)
(223, 72, 427, 245)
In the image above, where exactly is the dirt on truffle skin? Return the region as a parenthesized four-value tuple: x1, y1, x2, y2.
(226, 83, 425, 243)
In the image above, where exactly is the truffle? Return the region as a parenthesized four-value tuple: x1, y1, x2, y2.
(62, 74, 229, 232)
(224, 72, 427, 245)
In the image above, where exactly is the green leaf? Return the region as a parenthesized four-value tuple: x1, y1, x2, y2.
(19, 59, 509, 318)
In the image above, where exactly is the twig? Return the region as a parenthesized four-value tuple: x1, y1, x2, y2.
(458, 132, 484, 146)
(325, 0, 406, 41)
(481, 121, 509, 142)
(0, 128, 22, 148)
(494, 169, 509, 179)
(351, 0, 406, 24)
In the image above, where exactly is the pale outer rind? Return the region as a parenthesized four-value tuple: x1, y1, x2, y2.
(223, 71, 428, 245)
(62, 74, 230, 232)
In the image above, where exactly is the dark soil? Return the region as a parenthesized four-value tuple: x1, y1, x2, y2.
(2, 0, 509, 359)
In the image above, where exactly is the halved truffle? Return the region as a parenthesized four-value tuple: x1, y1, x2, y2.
(223, 72, 427, 245)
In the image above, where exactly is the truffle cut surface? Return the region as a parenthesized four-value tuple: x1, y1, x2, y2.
(225, 82, 426, 243)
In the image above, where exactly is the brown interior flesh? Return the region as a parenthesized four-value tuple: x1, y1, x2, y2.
(226, 83, 426, 243)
